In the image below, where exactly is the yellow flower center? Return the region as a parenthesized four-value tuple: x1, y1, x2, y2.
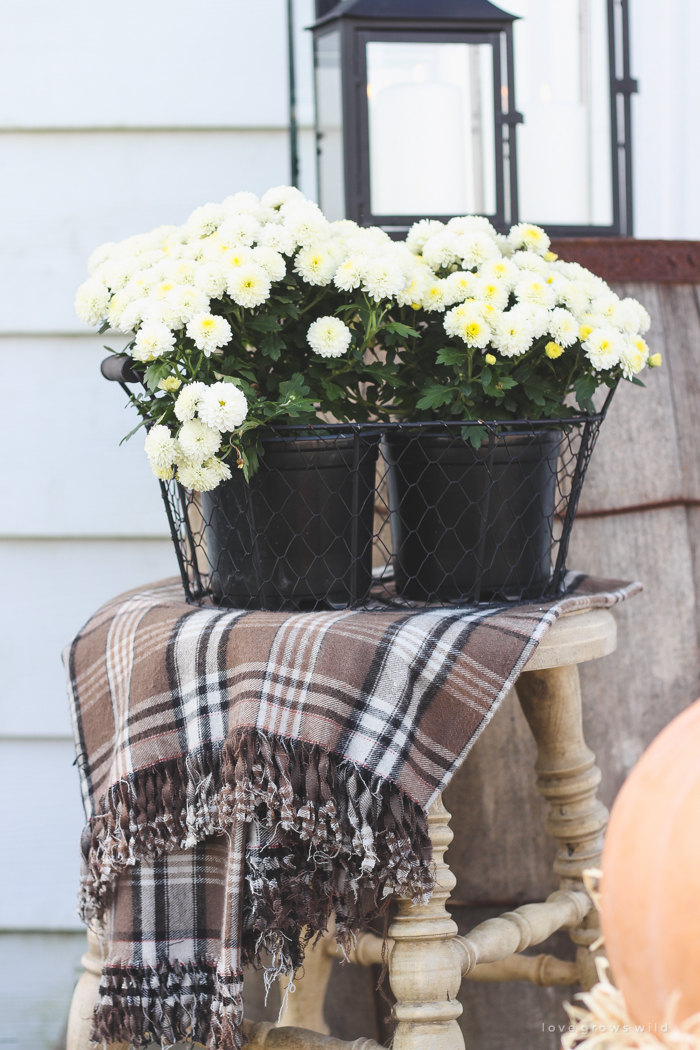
(545, 341, 563, 359)
(579, 325, 594, 340)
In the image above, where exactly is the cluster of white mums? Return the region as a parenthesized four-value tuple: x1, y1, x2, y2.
(76, 185, 656, 491)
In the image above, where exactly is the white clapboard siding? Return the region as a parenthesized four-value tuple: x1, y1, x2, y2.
(0, 336, 170, 535)
(0, 740, 85, 928)
(0, 538, 177, 737)
(0, 1, 288, 129)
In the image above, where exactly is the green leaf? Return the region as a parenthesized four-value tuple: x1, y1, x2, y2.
(436, 348, 467, 367)
(416, 385, 454, 410)
(384, 322, 420, 338)
(461, 424, 488, 449)
(260, 331, 285, 360)
(573, 374, 597, 411)
(143, 361, 173, 393)
(630, 376, 646, 387)
(247, 316, 283, 332)
(322, 379, 344, 400)
(480, 366, 492, 388)
(497, 376, 518, 390)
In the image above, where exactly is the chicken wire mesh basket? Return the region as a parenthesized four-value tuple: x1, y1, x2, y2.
(159, 412, 610, 611)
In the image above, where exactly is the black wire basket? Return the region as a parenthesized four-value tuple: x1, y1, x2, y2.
(159, 407, 612, 612)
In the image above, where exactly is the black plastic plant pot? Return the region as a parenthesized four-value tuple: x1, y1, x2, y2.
(200, 431, 380, 610)
(382, 428, 563, 603)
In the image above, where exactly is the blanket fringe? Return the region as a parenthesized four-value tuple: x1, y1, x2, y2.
(91, 959, 244, 1050)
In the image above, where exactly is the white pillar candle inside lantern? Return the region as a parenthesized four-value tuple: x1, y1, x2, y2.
(366, 41, 496, 217)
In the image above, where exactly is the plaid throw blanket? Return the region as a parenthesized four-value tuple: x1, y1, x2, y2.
(65, 573, 639, 1049)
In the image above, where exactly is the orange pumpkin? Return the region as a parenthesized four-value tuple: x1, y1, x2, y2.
(601, 697, 700, 1026)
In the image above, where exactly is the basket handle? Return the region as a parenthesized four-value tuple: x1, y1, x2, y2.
(100, 354, 141, 384)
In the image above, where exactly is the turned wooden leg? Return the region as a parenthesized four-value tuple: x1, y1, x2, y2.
(516, 663, 609, 990)
(66, 926, 129, 1050)
(388, 794, 464, 1050)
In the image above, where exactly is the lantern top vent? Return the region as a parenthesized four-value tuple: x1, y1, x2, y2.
(313, 0, 517, 29)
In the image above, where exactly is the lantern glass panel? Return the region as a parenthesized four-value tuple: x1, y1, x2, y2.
(509, 0, 613, 226)
(366, 41, 496, 218)
(315, 30, 345, 222)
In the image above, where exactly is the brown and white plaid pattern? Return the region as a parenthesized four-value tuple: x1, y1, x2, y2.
(65, 572, 640, 1048)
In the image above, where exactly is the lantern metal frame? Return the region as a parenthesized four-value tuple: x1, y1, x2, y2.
(310, 0, 637, 238)
(311, 0, 522, 235)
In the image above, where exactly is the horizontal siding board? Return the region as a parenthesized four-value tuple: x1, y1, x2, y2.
(0, 130, 289, 333)
(0, 337, 170, 535)
(657, 284, 700, 499)
(0, 538, 177, 737)
(0, 0, 289, 129)
(0, 740, 85, 929)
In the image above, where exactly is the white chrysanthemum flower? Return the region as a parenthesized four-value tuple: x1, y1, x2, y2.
(620, 337, 649, 379)
(151, 279, 178, 301)
(591, 293, 620, 325)
(162, 258, 197, 285)
(334, 254, 367, 292)
(227, 262, 271, 307)
(616, 297, 651, 335)
(509, 302, 549, 338)
(474, 277, 509, 310)
(194, 262, 228, 298)
(479, 257, 519, 289)
(99, 258, 141, 291)
(132, 321, 176, 362)
(106, 291, 131, 331)
(142, 298, 181, 329)
(284, 205, 330, 247)
(491, 312, 535, 358)
(144, 424, 178, 472)
(117, 296, 151, 333)
(512, 251, 548, 274)
(447, 215, 498, 239)
(508, 222, 551, 256)
(218, 213, 261, 248)
(548, 307, 578, 348)
(421, 278, 451, 312)
(197, 381, 248, 431)
(223, 190, 260, 213)
(185, 202, 225, 239)
(556, 279, 590, 318)
(200, 233, 230, 263)
(75, 278, 111, 326)
(443, 270, 479, 304)
(87, 242, 117, 275)
(186, 313, 232, 355)
(221, 245, 254, 271)
(258, 222, 296, 255)
(395, 266, 430, 307)
(178, 418, 222, 464)
(514, 274, 557, 309)
(204, 456, 233, 483)
(362, 255, 406, 301)
(457, 232, 501, 270)
(166, 285, 210, 326)
(406, 218, 445, 254)
(251, 246, 286, 281)
(294, 245, 337, 286)
(583, 326, 623, 370)
(261, 185, 306, 211)
(174, 381, 207, 422)
(444, 302, 491, 348)
(422, 230, 461, 270)
(307, 316, 352, 358)
(177, 458, 225, 492)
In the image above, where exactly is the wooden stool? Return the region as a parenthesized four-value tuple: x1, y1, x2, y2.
(66, 606, 616, 1050)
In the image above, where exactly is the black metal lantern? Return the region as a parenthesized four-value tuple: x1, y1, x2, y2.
(311, 0, 522, 234)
